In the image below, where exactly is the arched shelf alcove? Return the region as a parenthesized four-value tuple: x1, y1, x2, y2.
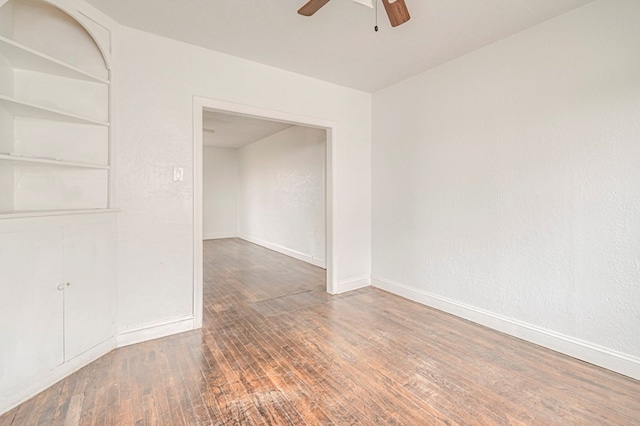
(0, 0, 114, 216)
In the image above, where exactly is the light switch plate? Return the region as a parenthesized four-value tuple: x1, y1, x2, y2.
(173, 167, 184, 182)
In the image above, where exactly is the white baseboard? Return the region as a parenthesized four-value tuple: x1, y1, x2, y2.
(0, 337, 115, 416)
(1, 314, 198, 415)
(117, 315, 195, 348)
(372, 276, 640, 381)
(337, 275, 371, 294)
(203, 233, 238, 240)
(238, 234, 326, 268)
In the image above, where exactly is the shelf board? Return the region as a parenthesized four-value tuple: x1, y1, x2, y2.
(0, 208, 120, 220)
(0, 36, 109, 84)
(0, 95, 110, 126)
(0, 153, 109, 169)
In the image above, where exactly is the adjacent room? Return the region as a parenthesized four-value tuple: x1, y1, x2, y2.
(201, 110, 327, 270)
(0, 0, 639, 424)
(201, 110, 330, 302)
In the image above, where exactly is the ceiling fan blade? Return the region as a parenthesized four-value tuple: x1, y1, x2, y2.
(298, 0, 332, 16)
(381, 0, 410, 27)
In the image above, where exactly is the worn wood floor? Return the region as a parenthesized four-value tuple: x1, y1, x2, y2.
(2, 238, 640, 425)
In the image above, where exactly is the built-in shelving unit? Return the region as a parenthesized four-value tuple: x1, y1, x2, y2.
(0, 35, 109, 84)
(0, 0, 119, 415)
(0, 0, 112, 216)
(0, 207, 120, 219)
(0, 94, 110, 126)
(0, 153, 109, 169)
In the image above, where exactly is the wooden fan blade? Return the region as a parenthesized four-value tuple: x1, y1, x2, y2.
(298, 0, 332, 16)
(381, 0, 410, 27)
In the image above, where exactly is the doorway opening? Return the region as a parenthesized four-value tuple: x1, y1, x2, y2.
(192, 97, 338, 327)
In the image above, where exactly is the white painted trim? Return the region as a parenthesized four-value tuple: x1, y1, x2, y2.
(325, 125, 338, 294)
(116, 315, 195, 348)
(193, 100, 204, 329)
(372, 276, 640, 381)
(193, 97, 339, 319)
(203, 233, 238, 241)
(337, 275, 371, 294)
(39, 0, 115, 70)
(0, 337, 115, 416)
(0, 208, 120, 221)
(239, 234, 326, 268)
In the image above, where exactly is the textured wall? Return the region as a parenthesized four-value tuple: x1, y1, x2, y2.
(238, 126, 326, 266)
(372, 0, 640, 362)
(203, 146, 239, 240)
(115, 27, 371, 331)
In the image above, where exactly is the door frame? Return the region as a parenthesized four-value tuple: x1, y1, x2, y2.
(192, 96, 338, 328)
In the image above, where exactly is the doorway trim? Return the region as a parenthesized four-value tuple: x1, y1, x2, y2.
(192, 96, 338, 328)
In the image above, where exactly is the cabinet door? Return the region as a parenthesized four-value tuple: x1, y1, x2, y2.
(0, 229, 64, 400)
(63, 220, 116, 361)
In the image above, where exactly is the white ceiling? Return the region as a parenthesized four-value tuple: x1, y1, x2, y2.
(203, 110, 293, 149)
(86, 0, 595, 92)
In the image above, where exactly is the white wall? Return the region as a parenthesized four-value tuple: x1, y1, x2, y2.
(114, 27, 371, 336)
(203, 146, 238, 240)
(238, 126, 326, 267)
(372, 0, 640, 379)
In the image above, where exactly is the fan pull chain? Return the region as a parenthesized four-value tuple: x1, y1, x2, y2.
(374, 0, 379, 31)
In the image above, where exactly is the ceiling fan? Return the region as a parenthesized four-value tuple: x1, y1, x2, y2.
(298, 0, 410, 28)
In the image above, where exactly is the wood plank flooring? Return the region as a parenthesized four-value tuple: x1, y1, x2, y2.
(2, 237, 640, 425)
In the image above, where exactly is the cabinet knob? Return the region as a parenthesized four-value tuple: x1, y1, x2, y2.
(57, 284, 65, 291)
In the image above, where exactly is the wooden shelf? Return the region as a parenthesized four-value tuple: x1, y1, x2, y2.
(0, 153, 109, 169)
(0, 36, 109, 84)
(0, 94, 109, 126)
(0, 208, 120, 220)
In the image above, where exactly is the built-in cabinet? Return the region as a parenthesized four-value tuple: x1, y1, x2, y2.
(0, 215, 116, 401)
(0, 0, 118, 414)
(0, 227, 64, 396)
(62, 221, 116, 360)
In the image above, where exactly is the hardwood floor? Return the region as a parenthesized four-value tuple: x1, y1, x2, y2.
(2, 238, 639, 425)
